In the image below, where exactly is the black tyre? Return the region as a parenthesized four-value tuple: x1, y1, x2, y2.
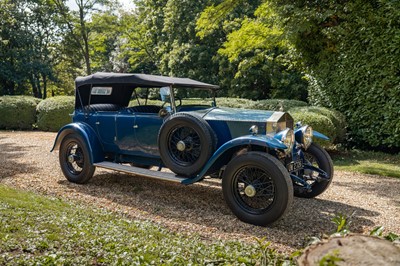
(294, 143, 334, 198)
(59, 134, 95, 184)
(222, 152, 293, 226)
(158, 113, 215, 176)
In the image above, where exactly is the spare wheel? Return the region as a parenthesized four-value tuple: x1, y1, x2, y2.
(158, 113, 215, 176)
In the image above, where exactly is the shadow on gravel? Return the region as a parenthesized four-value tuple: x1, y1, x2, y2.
(0, 136, 38, 179)
(334, 177, 400, 206)
(59, 171, 380, 249)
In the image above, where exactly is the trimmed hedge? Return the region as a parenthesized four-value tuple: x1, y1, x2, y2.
(0, 96, 41, 130)
(215, 97, 257, 109)
(291, 106, 347, 143)
(36, 96, 74, 132)
(289, 107, 340, 146)
(254, 99, 308, 112)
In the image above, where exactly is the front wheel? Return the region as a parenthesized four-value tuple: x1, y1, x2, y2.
(59, 134, 95, 184)
(294, 143, 334, 198)
(222, 152, 293, 226)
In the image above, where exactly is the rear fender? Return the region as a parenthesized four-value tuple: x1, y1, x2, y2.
(181, 135, 286, 185)
(51, 122, 104, 164)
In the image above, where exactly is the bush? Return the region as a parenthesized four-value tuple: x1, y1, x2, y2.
(0, 96, 41, 130)
(254, 99, 308, 112)
(216, 97, 257, 109)
(289, 106, 347, 144)
(36, 96, 74, 132)
(289, 108, 336, 146)
(302, 1, 400, 150)
(216, 98, 308, 111)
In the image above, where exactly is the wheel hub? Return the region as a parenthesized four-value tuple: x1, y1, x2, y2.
(68, 155, 75, 163)
(176, 140, 186, 151)
(244, 185, 256, 197)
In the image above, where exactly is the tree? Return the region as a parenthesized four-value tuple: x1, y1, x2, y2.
(196, 0, 308, 100)
(53, 0, 117, 75)
(197, 0, 400, 150)
(0, 0, 62, 98)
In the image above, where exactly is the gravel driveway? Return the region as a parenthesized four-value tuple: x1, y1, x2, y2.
(0, 131, 399, 253)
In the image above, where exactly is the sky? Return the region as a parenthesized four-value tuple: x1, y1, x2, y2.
(67, 0, 135, 11)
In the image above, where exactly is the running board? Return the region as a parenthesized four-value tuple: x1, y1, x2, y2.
(93, 161, 185, 183)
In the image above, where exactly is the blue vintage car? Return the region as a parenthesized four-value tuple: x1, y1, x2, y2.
(52, 72, 333, 226)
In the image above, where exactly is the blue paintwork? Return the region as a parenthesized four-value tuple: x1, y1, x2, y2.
(203, 107, 275, 122)
(181, 134, 287, 184)
(51, 122, 104, 164)
(53, 100, 332, 188)
(313, 130, 330, 140)
(295, 126, 330, 144)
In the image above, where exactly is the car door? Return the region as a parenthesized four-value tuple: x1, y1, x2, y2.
(115, 112, 137, 153)
(95, 112, 118, 152)
(116, 111, 163, 156)
(133, 113, 163, 156)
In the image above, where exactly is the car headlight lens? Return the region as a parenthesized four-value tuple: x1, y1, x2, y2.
(278, 128, 294, 155)
(302, 126, 313, 150)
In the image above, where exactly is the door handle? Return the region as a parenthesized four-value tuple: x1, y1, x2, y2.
(133, 125, 138, 129)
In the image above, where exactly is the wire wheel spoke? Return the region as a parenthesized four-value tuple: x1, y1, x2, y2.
(233, 166, 275, 213)
(304, 152, 320, 182)
(168, 126, 202, 165)
(65, 142, 84, 175)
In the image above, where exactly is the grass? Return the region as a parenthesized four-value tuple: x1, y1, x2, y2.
(0, 185, 292, 265)
(331, 149, 400, 179)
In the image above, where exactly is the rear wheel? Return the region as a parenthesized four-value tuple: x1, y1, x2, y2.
(222, 152, 293, 226)
(59, 134, 95, 184)
(294, 143, 333, 198)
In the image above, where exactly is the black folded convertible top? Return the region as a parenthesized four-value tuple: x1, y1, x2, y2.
(75, 72, 220, 90)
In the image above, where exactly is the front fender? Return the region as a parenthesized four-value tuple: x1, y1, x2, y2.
(313, 130, 330, 141)
(51, 122, 104, 164)
(181, 135, 286, 185)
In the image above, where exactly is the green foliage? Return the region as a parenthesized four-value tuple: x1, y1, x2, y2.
(36, 96, 74, 132)
(369, 226, 399, 242)
(289, 108, 337, 145)
(0, 0, 62, 98)
(255, 99, 307, 112)
(216, 97, 257, 108)
(217, 98, 307, 111)
(290, 106, 346, 144)
(265, 0, 400, 150)
(0, 96, 41, 130)
(331, 213, 351, 236)
(0, 185, 292, 265)
(318, 250, 343, 266)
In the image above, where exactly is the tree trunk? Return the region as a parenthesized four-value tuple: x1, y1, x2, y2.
(30, 75, 39, 98)
(298, 234, 400, 266)
(36, 74, 42, 99)
(42, 74, 47, 99)
(79, 1, 91, 75)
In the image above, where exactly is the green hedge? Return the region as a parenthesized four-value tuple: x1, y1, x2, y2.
(0, 96, 41, 130)
(36, 96, 74, 132)
(289, 106, 347, 144)
(215, 97, 257, 109)
(289, 107, 343, 147)
(254, 99, 308, 112)
(216, 98, 308, 111)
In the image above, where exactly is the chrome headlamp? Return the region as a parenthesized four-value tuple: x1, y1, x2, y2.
(275, 128, 294, 155)
(295, 125, 313, 150)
